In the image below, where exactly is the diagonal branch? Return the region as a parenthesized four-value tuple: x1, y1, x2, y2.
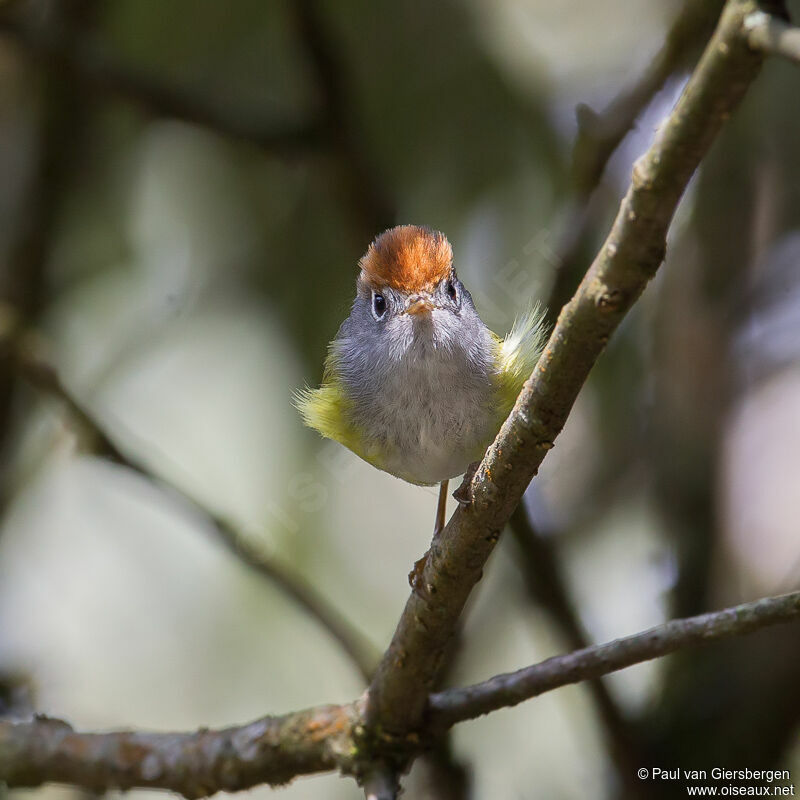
(1, 319, 379, 682)
(365, 0, 767, 740)
(1, 591, 798, 796)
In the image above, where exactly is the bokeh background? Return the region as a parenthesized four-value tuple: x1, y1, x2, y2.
(0, 0, 799, 798)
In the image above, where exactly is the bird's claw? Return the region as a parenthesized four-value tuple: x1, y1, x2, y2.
(452, 461, 479, 506)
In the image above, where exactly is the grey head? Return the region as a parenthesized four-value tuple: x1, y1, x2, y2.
(331, 225, 497, 408)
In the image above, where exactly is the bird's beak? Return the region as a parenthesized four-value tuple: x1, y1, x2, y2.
(405, 296, 433, 316)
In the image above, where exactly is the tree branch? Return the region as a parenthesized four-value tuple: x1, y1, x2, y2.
(429, 590, 800, 728)
(1, 318, 379, 683)
(0, 703, 362, 797)
(365, 0, 766, 741)
(2, 591, 798, 795)
(1, 0, 796, 795)
(746, 11, 800, 65)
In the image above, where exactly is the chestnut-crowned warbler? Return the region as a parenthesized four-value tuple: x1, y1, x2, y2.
(296, 225, 545, 535)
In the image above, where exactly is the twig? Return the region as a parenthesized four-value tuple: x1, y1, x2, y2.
(1, 591, 798, 795)
(745, 11, 800, 64)
(428, 590, 800, 727)
(365, 0, 766, 740)
(4, 326, 379, 683)
(0, 14, 326, 156)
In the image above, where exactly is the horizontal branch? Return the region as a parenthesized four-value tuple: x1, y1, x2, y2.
(1, 316, 379, 682)
(0, 703, 361, 797)
(0, 15, 325, 155)
(745, 11, 800, 65)
(429, 590, 800, 727)
(2, 591, 798, 796)
(365, 0, 766, 741)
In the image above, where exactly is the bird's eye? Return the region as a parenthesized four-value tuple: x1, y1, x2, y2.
(372, 292, 387, 319)
(446, 280, 458, 302)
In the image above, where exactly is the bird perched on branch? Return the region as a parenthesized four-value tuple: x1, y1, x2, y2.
(296, 225, 545, 537)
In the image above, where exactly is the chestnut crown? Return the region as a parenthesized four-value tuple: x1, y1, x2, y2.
(359, 225, 453, 294)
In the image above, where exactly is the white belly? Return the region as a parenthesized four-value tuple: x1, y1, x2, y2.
(350, 348, 500, 485)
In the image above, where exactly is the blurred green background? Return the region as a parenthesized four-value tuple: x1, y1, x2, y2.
(0, 0, 799, 798)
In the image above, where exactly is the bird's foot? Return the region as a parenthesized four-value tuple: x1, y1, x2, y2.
(452, 461, 480, 506)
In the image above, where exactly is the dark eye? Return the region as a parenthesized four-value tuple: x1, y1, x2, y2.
(372, 292, 387, 319)
(446, 280, 458, 302)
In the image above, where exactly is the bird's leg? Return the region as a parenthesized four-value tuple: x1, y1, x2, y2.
(408, 480, 449, 595)
(434, 479, 449, 537)
(452, 461, 479, 506)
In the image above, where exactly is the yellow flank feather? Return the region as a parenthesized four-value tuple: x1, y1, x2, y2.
(494, 304, 548, 413)
(294, 382, 351, 446)
(294, 381, 386, 471)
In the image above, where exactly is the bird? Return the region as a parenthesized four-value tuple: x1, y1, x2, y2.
(296, 224, 545, 538)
